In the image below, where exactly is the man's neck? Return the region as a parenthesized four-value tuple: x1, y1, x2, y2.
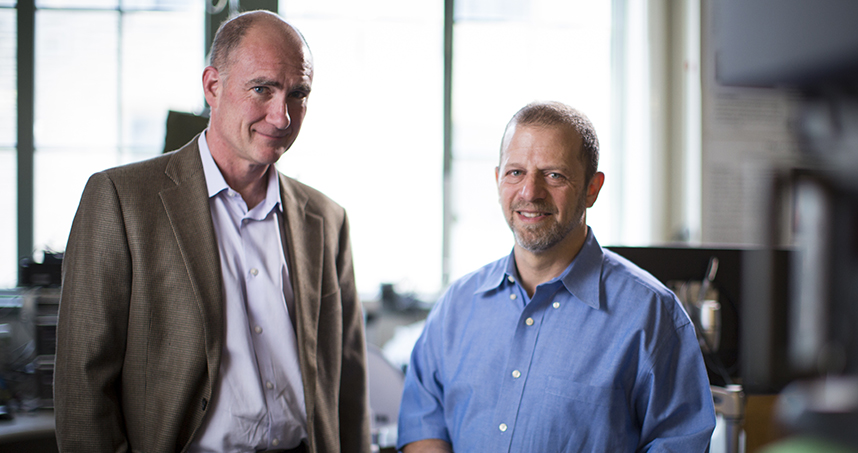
(206, 135, 270, 210)
(514, 227, 588, 298)
(226, 167, 269, 210)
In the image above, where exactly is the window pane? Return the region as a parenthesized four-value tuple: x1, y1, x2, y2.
(121, 10, 205, 155)
(33, 11, 119, 252)
(32, 8, 206, 256)
(280, 3, 444, 297)
(36, 0, 119, 10)
(0, 148, 14, 288)
(34, 148, 121, 253)
(121, 0, 201, 11)
(284, 0, 436, 20)
(35, 10, 119, 149)
(0, 9, 14, 147)
(449, 1, 613, 281)
(1, 10, 14, 286)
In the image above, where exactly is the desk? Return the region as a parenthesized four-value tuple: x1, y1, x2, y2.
(0, 409, 57, 453)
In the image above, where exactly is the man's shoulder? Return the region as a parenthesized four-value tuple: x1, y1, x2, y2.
(601, 248, 675, 299)
(99, 142, 197, 182)
(442, 256, 507, 299)
(598, 249, 692, 331)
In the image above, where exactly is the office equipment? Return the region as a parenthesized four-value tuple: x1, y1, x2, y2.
(711, 385, 745, 453)
(607, 245, 792, 391)
(716, 2, 858, 449)
(18, 253, 62, 288)
(716, 0, 858, 87)
(367, 343, 403, 452)
(163, 110, 209, 153)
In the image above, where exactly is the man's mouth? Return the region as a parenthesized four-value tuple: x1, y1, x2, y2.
(518, 211, 548, 218)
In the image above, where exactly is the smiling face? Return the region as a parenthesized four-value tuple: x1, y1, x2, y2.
(496, 123, 604, 256)
(203, 18, 313, 171)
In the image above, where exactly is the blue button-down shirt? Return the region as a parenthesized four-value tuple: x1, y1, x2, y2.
(397, 230, 716, 452)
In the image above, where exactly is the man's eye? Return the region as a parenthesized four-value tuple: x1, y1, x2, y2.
(509, 170, 522, 176)
(548, 172, 564, 179)
(252, 86, 268, 94)
(290, 91, 309, 99)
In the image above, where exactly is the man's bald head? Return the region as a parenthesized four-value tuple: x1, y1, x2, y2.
(208, 10, 311, 77)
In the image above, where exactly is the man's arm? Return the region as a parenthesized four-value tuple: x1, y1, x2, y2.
(335, 212, 372, 452)
(402, 439, 453, 453)
(54, 172, 131, 452)
(396, 296, 453, 450)
(637, 320, 717, 452)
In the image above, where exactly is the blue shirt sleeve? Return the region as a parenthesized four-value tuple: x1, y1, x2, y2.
(636, 320, 717, 452)
(397, 299, 451, 449)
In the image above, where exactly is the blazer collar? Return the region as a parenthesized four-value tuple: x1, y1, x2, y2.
(160, 136, 225, 377)
(277, 173, 323, 427)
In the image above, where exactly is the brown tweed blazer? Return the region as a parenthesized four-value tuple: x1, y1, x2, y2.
(54, 138, 371, 452)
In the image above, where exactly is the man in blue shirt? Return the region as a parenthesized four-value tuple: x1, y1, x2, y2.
(397, 101, 716, 452)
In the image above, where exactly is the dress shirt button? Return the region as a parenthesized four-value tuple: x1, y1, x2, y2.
(509, 294, 517, 300)
(266, 381, 274, 389)
(553, 302, 560, 309)
(512, 370, 521, 378)
(525, 317, 534, 326)
(272, 438, 280, 446)
(250, 268, 259, 276)
(507, 276, 515, 283)
(255, 326, 263, 334)
(499, 423, 508, 432)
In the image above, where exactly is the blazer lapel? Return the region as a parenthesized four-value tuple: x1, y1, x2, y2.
(159, 142, 224, 376)
(278, 173, 323, 429)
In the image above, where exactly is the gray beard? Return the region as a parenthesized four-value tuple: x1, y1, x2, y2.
(513, 219, 577, 253)
(507, 191, 587, 253)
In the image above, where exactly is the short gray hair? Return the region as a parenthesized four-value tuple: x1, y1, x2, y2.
(501, 101, 599, 182)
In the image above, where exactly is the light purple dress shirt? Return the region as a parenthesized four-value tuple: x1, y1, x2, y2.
(189, 132, 307, 452)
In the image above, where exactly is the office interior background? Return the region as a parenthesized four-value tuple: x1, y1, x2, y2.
(3, 0, 858, 451)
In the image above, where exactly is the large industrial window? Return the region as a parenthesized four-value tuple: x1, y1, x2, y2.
(0, 3, 14, 288)
(280, 0, 616, 298)
(0, 0, 204, 288)
(32, 1, 205, 258)
(3, 1, 677, 302)
(279, 0, 445, 298)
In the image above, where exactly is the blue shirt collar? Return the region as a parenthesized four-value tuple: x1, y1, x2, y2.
(198, 131, 282, 215)
(476, 228, 603, 309)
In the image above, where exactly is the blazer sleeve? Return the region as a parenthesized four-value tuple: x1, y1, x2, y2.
(55, 172, 131, 452)
(335, 212, 372, 453)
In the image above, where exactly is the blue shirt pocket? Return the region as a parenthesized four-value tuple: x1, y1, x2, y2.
(545, 376, 623, 408)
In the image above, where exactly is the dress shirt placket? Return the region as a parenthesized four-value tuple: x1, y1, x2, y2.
(241, 206, 304, 450)
(488, 282, 561, 453)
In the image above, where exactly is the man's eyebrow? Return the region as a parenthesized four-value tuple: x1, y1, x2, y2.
(245, 78, 311, 94)
(246, 78, 281, 88)
(292, 82, 312, 93)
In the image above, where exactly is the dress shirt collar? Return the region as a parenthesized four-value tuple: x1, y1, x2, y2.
(198, 131, 283, 214)
(476, 228, 603, 309)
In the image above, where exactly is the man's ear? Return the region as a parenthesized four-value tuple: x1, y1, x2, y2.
(585, 171, 605, 208)
(202, 66, 221, 108)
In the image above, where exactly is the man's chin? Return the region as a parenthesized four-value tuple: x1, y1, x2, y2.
(513, 231, 555, 253)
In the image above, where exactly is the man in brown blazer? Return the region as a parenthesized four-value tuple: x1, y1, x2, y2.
(54, 10, 370, 453)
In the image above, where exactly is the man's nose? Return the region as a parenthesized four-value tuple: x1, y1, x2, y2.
(519, 173, 546, 200)
(267, 99, 291, 129)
